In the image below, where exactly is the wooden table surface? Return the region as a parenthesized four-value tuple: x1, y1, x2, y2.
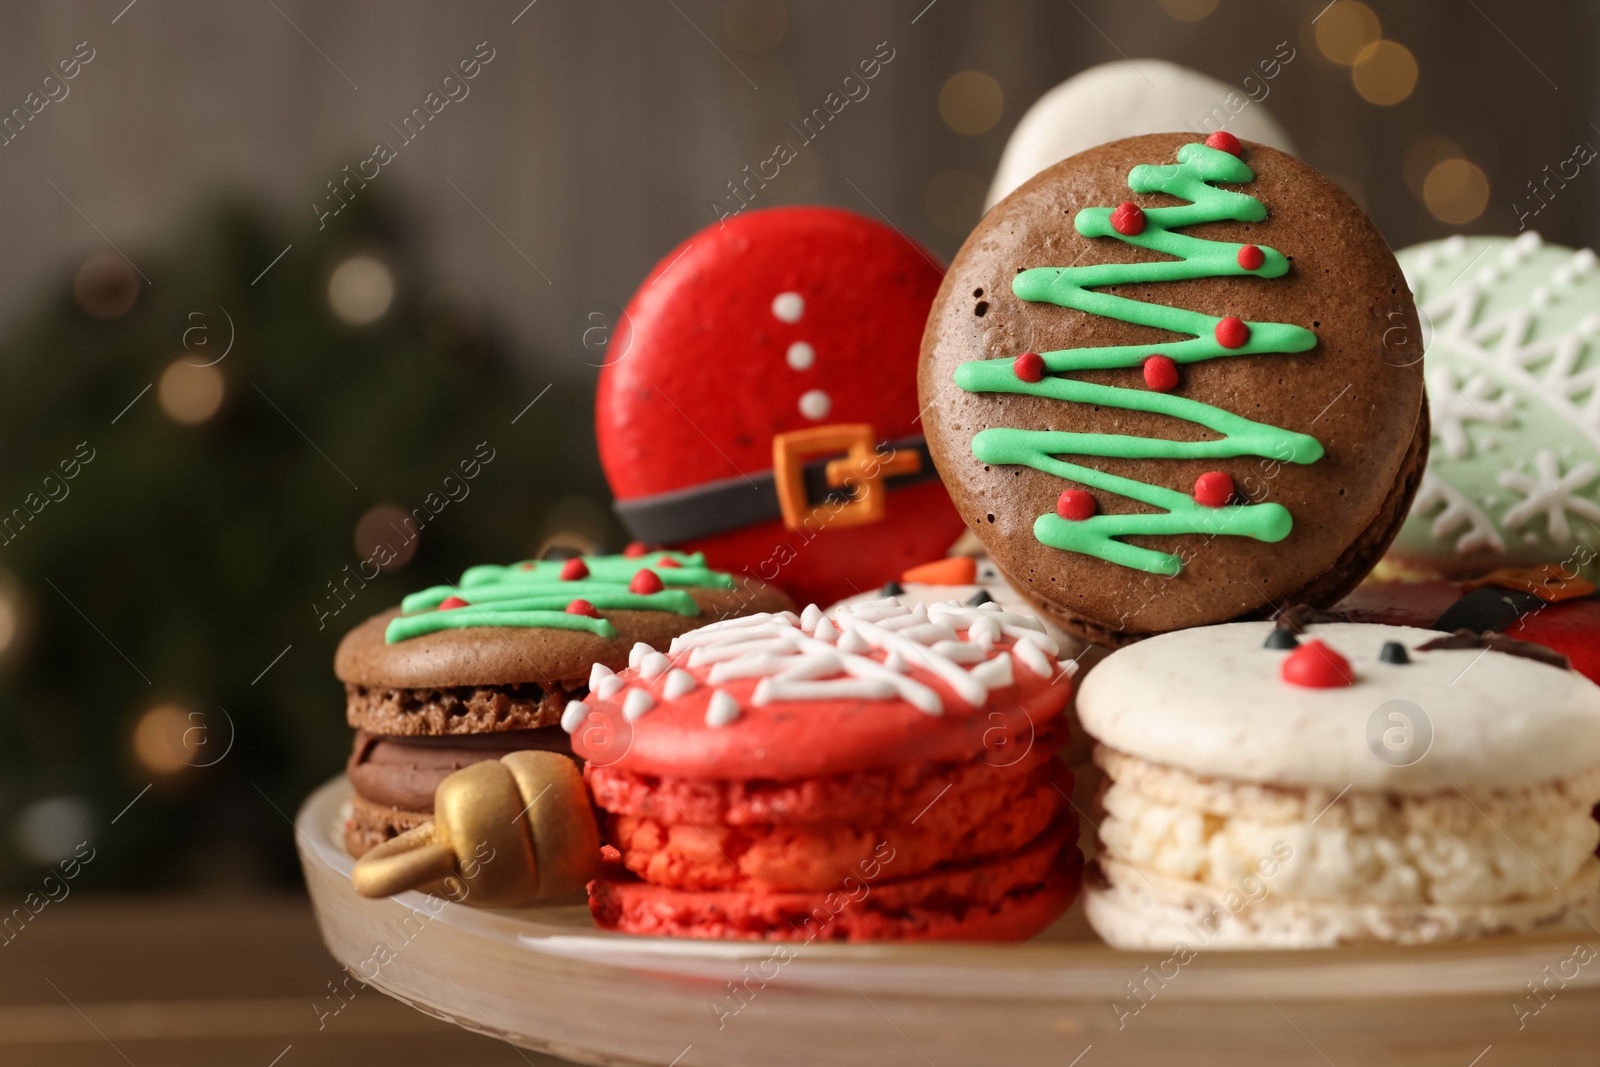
(0, 894, 580, 1067)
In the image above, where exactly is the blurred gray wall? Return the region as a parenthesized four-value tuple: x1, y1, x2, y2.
(0, 0, 1596, 377)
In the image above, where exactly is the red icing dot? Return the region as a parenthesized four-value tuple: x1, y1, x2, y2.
(1281, 640, 1355, 689)
(1056, 490, 1096, 522)
(656, 557, 682, 568)
(1205, 131, 1243, 157)
(1110, 201, 1146, 236)
(1215, 316, 1249, 349)
(560, 558, 589, 581)
(630, 569, 664, 595)
(1193, 472, 1234, 508)
(1013, 351, 1045, 383)
(439, 595, 470, 610)
(1237, 244, 1265, 271)
(622, 542, 650, 558)
(1142, 354, 1179, 392)
(566, 598, 600, 618)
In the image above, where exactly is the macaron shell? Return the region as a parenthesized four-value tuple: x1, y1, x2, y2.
(596, 206, 968, 605)
(588, 821, 1079, 942)
(333, 579, 793, 689)
(1076, 621, 1600, 791)
(987, 59, 1297, 209)
(575, 649, 1069, 780)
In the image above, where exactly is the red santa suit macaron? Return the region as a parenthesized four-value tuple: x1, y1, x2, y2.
(564, 597, 1081, 941)
(596, 207, 968, 606)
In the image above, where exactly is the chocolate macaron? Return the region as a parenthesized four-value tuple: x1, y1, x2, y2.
(335, 549, 792, 856)
(920, 133, 1428, 644)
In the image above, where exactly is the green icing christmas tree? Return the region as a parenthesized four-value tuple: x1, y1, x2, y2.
(956, 140, 1323, 575)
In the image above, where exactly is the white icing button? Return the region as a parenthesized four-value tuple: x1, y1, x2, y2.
(662, 668, 698, 700)
(595, 674, 626, 699)
(705, 689, 741, 727)
(560, 700, 590, 733)
(588, 662, 615, 690)
(786, 341, 815, 370)
(798, 389, 832, 421)
(812, 616, 839, 643)
(622, 688, 655, 721)
(772, 291, 804, 323)
(629, 641, 654, 670)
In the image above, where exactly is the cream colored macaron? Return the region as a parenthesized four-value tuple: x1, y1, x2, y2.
(1077, 619, 1600, 949)
(987, 59, 1297, 209)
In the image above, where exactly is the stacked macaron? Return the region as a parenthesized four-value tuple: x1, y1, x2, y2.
(1077, 617, 1600, 947)
(334, 549, 791, 856)
(568, 597, 1081, 941)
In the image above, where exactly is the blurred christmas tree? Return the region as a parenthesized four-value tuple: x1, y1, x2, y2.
(0, 191, 614, 892)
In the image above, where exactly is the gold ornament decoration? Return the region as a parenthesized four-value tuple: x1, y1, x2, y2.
(351, 750, 600, 907)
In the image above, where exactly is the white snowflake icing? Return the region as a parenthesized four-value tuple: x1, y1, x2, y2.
(1411, 472, 1506, 555)
(1419, 244, 1600, 434)
(1427, 364, 1516, 460)
(1496, 448, 1600, 544)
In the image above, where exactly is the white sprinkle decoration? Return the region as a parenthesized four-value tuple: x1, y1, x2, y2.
(662, 668, 698, 699)
(1011, 638, 1053, 677)
(786, 341, 815, 370)
(705, 689, 742, 727)
(771, 291, 804, 323)
(798, 389, 832, 421)
(622, 688, 655, 721)
(969, 651, 1014, 689)
(628, 641, 654, 670)
(588, 662, 615, 690)
(560, 700, 589, 733)
(639, 651, 672, 680)
(595, 674, 626, 699)
(800, 603, 824, 632)
(836, 627, 870, 655)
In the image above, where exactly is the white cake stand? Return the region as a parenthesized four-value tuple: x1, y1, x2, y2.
(297, 776, 1599, 1066)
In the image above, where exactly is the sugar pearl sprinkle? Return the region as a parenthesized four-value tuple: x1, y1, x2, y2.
(559, 598, 1062, 734)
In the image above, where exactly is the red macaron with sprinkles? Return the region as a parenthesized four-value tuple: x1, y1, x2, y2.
(565, 596, 1081, 941)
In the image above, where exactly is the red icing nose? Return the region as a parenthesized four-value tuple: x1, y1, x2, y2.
(1281, 639, 1354, 688)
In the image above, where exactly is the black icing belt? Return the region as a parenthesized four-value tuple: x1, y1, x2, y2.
(613, 435, 939, 543)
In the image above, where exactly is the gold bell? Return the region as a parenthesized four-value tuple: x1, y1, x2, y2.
(351, 750, 600, 907)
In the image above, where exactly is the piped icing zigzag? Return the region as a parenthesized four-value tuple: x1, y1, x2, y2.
(955, 140, 1322, 576)
(386, 550, 733, 643)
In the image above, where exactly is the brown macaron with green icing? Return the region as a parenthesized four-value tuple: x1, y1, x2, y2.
(334, 548, 792, 856)
(920, 132, 1428, 645)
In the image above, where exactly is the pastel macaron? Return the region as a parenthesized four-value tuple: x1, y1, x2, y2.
(1077, 618, 1600, 948)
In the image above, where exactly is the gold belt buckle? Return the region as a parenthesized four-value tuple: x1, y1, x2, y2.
(772, 424, 920, 531)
